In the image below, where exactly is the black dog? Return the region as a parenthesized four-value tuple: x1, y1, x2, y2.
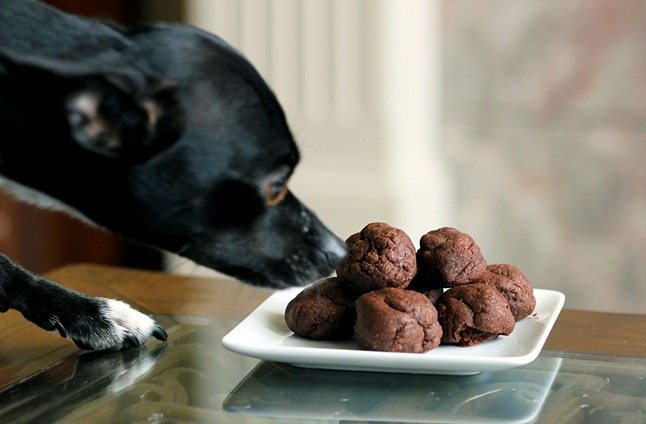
(0, 0, 346, 350)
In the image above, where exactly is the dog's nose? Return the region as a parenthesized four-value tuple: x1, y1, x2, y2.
(322, 233, 348, 268)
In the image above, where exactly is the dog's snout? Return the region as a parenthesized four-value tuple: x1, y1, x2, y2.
(321, 232, 348, 269)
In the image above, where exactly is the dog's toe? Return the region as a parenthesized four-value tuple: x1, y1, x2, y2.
(73, 338, 95, 350)
(122, 332, 143, 349)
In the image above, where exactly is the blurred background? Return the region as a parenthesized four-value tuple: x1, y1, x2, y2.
(0, 0, 643, 313)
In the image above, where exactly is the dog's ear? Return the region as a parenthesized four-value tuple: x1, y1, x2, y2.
(64, 79, 182, 160)
(0, 47, 183, 161)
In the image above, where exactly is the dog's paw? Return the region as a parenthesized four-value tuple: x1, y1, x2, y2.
(56, 298, 167, 351)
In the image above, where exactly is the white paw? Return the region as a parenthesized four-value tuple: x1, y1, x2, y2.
(65, 298, 167, 351)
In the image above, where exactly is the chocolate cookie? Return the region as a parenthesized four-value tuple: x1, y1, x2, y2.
(284, 277, 357, 340)
(336, 222, 417, 292)
(471, 264, 536, 321)
(354, 288, 442, 353)
(435, 283, 515, 346)
(416, 227, 486, 287)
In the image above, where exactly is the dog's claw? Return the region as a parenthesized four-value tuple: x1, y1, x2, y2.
(55, 321, 67, 338)
(48, 317, 67, 338)
(152, 324, 168, 341)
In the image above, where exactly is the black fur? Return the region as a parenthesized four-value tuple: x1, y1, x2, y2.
(0, 0, 346, 350)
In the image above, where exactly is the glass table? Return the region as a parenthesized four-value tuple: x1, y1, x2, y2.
(0, 265, 643, 423)
(0, 316, 644, 423)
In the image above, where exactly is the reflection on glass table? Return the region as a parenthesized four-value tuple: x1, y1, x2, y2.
(0, 317, 643, 423)
(224, 356, 561, 423)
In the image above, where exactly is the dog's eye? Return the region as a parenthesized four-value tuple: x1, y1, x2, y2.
(264, 177, 288, 207)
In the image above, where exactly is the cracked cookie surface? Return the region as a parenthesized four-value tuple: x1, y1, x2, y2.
(336, 222, 417, 292)
(284, 277, 358, 339)
(416, 227, 486, 288)
(435, 283, 515, 346)
(471, 264, 536, 321)
(354, 287, 442, 352)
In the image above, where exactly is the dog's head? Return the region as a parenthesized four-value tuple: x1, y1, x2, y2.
(0, 22, 346, 288)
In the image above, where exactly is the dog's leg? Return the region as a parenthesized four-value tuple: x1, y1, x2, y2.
(0, 254, 167, 350)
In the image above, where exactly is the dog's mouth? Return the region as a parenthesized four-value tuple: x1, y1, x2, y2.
(213, 264, 313, 289)
(184, 238, 347, 289)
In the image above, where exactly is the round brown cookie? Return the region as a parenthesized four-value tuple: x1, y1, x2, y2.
(407, 275, 444, 304)
(336, 222, 417, 292)
(471, 264, 536, 321)
(435, 283, 515, 346)
(354, 288, 442, 353)
(284, 277, 358, 340)
(416, 227, 486, 287)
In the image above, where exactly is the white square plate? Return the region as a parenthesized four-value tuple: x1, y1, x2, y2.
(222, 287, 565, 375)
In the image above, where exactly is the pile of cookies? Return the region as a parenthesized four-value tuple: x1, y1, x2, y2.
(284, 223, 536, 353)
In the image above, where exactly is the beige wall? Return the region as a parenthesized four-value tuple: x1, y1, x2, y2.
(442, 0, 645, 313)
(168, 1, 644, 314)
(183, 0, 447, 239)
